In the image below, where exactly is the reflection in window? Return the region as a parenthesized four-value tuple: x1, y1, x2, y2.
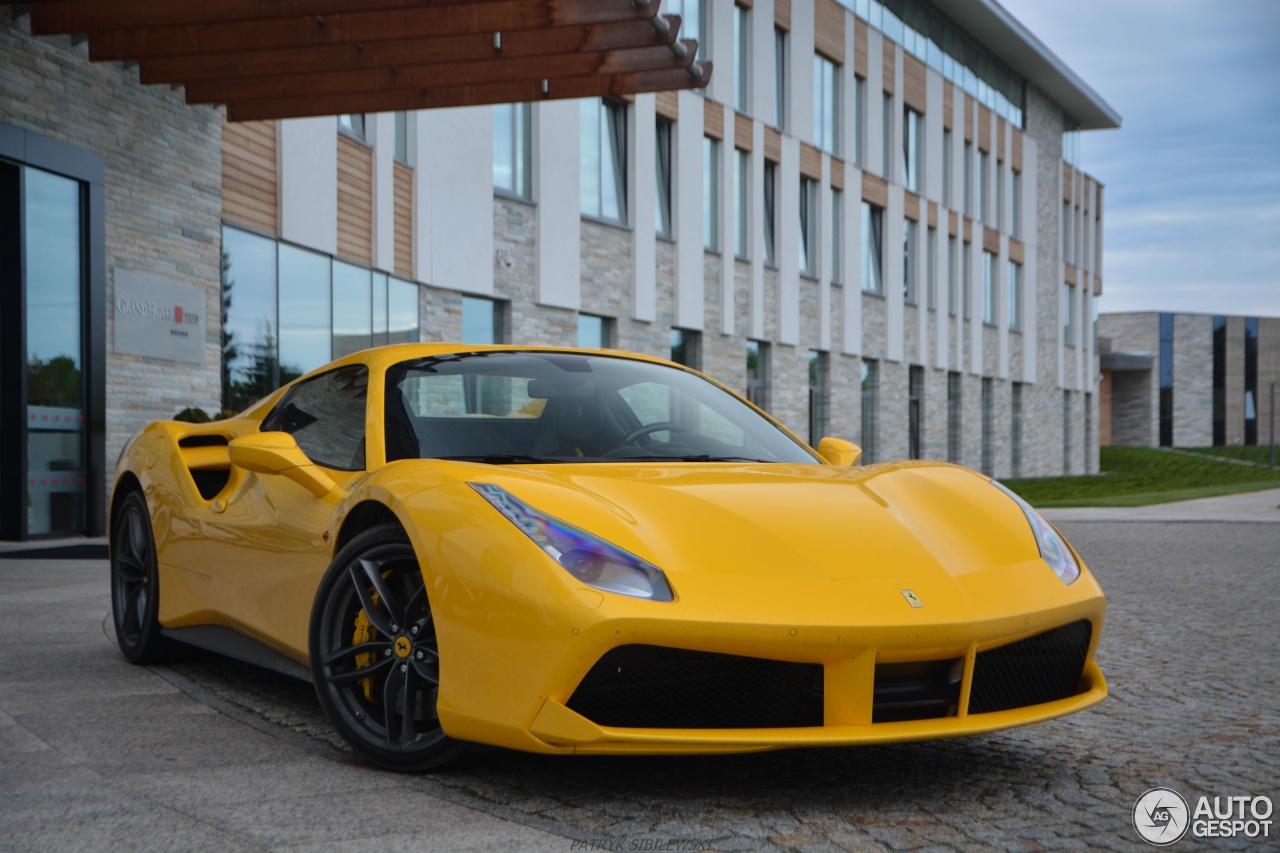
(332, 261, 373, 359)
(814, 54, 839, 154)
(861, 359, 878, 464)
(222, 226, 279, 411)
(861, 202, 883, 294)
(655, 118, 673, 237)
(668, 0, 704, 61)
(580, 98, 627, 223)
(264, 365, 368, 470)
(462, 296, 502, 345)
(278, 244, 331, 383)
(338, 114, 366, 140)
(808, 350, 829, 446)
(746, 340, 768, 410)
(578, 313, 612, 349)
(670, 328, 701, 369)
(393, 112, 409, 164)
(493, 102, 531, 198)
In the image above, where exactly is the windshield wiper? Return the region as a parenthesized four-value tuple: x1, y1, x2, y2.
(434, 454, 565, 465)
(620, 454, 774, 463)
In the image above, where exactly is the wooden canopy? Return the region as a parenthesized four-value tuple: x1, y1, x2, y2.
(15, 0, 711, 121)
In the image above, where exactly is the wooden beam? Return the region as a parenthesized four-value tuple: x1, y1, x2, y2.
(183, 41, 696, 105)
(224, 63, 713, 121)
(88, 0, 660, 62)
(139, 18, 680, 85)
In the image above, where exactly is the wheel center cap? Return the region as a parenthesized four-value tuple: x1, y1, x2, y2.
(393, 636, 412, 658)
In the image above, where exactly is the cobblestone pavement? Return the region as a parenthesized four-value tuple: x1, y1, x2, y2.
(4, 520, 1277, 851)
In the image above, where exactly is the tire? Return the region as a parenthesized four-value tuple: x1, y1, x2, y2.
(309, 523, 464, 772)
(110, 490, 173, 664)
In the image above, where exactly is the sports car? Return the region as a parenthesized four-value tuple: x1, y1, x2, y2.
(110, 343, 1107, 771)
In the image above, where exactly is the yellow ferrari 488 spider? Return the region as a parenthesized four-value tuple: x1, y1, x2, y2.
(110, 344, 1106, 771)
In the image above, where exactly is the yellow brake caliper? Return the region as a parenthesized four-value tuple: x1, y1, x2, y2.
(352, 591, 380, 702)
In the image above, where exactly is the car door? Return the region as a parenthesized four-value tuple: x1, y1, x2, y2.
(201, 364, 370, 660)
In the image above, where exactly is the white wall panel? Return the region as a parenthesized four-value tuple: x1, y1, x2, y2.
(675, 90, 705, 329)
(631, 94, 657, 322)
(886, 183, 904, 362)
(279, 117, 337, 255)
(534, 99, 580, 308)
(778, 134, 800, 344)
(416, 106, 493, 295)
(842, 160, 862, 355)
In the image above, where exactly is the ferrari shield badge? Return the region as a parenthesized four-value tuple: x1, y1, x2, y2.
(901, 589, 924, 608)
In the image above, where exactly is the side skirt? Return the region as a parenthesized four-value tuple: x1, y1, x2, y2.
(162, 625, 313, 683)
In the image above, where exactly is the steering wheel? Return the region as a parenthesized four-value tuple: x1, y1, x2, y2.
(623, 421, 689, 444)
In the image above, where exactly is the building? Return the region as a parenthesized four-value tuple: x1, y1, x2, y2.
(1099, 312, 1280, 448)
(1, 0, 1119, 540)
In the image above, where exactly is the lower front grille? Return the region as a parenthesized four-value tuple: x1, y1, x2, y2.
(566, 645, 823, 729)
(967, 620, 1093, 714)
(873, 658, 964, 722)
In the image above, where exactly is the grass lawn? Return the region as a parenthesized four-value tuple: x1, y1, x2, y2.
(1185, 445, 1279, 466)
(1002, 446, 1280, 508)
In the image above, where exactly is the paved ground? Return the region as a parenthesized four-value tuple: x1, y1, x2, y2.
(2, 500, 1277, 851)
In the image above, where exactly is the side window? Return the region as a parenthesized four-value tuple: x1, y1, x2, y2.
(262, 365, 369, 470)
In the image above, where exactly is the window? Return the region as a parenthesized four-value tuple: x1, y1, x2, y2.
(333, 261, 373, 359)
(735, 149, 750, 258)
(1213, 315, 1227, 445)
(1011, 382, 1023, 478)
(1063, 201, 1073, 263)
(704, 136, 720, 250)
(337, 113, 366, 140)
(763, 160, 778, 265)
(670, 328, 701, 369)
(861, 202, 883, 294)
(860, 359, 878, 464)
(942, 128, 952, 207)
(278, 244, 332, 382)
(852, 76, 866, 166)
(493, 103, 531, 198)
(655, 118, 673, 237)
(1245, 316, 1260, 445)
(669, 0, 705, 61)
(222, 227, 280, 411)
(799, 177, 817, 277)
(394, 112, 409, 164)
(947, 371, 962, 464)
(926, 226, 937, 310)
(1063, 390, 1073, 473)
(814, 54, 839, 154)
(962, 241, 972, 319)
(1159, 313, 1173, 447)
(462, 295, 502, 344)
(908, 365, 924, 459)
(977, 151, 989, 224)
(947, 235, 957, 316)
(982, 250, 996, 325)
(1008, 261, 1022, 331)
(774, 27, 787, 129)
(808, 350, 829, 446)
(830, 187, 843, 283)
(996, 161, 1005, 231)
(903, 107, 922, 193)
(1063, 283, 1076, 344)
(746, 340, 769, 410)
(580, 98, 627, 223)
(734, 4, 750, 113)
(577, 313, 613, 349)
(881, 93, 893, 178)
(963, 141, 973, 216)
(263, 365, 369, 471)
(981, 377, 993, 476)
(384, 276, 420, 346)
(903, 218, 917, 304)
(1010, 170, 1021, 238)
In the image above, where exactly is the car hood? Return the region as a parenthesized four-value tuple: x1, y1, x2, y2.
(455, 460, 1041, 586)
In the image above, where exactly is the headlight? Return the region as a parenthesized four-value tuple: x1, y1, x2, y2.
(990, 479, 1080, 585)
(470, 483, 675, 602)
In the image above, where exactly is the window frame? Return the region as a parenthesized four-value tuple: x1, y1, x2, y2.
(493, 102, 532, 200)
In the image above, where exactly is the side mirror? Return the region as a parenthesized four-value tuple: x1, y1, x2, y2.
(228, 432, 335, 497)
(817, 436, 862, 466)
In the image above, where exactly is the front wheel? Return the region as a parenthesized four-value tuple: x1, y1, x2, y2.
(309, 524, 464, 772)
(110, 490, 173, 663)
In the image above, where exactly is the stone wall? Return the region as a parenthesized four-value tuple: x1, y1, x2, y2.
(2, 11, 223, 504)
(1172, 313, 1212, 447)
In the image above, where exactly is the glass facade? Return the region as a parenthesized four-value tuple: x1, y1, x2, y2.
(861, 202, 883, 293)
(655, 118, 673, 237)
(735, 149, 749, 258)
(926, 226, 936, 310)
(947, 235, 957, 316)
(670, 328, 701, 369)
(577, 313, 611, 349)
(941, 128, 952, 207)
(763, 160, 777, 265)
(393, 112, 408, 164)
(221, 225, 420, 411)
(462, 295, 501, 345)
(814, 54, 840, 155)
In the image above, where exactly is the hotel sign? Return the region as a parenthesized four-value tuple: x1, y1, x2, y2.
(112, 270, 205, 364)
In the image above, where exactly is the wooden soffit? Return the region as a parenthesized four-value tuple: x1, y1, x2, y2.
(16, 0, 712, 121)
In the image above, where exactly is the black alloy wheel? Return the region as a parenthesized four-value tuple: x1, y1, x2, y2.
(110, 490, 173, 663)
(309, 524, 464, 772)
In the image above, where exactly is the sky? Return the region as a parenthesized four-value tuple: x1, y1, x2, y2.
(999, 0, 1280, 318)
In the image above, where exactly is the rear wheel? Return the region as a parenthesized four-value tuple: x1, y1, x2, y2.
(309, 524, 464, 772)
(110, 490, 173, 663)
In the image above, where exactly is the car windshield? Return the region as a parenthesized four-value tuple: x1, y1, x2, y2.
(384, 351, 818, 464)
